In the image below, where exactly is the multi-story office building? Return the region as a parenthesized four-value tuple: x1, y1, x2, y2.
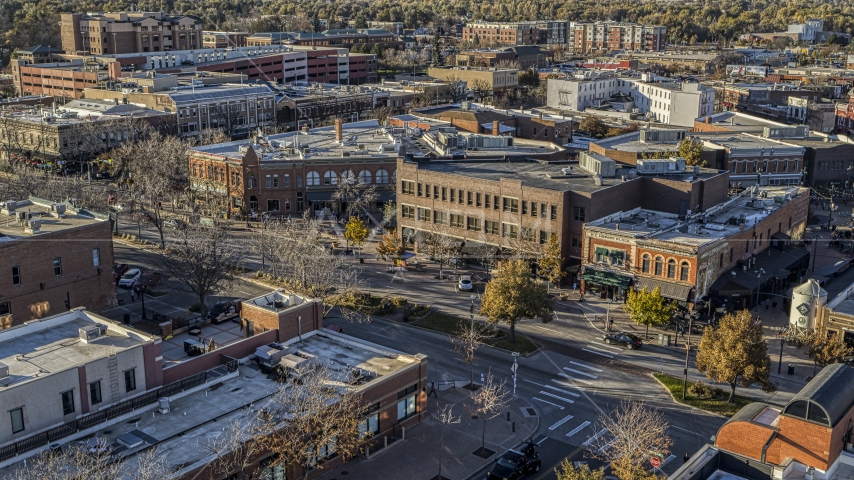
(60, 11, 202, 55)
(461, 20, 567, 46)
(247, 29, 402, 50)
(427, 66, 519, 92)
(201, 31, 248, 49)
(545, 73, 714, 127)
(570, 21, 666, 54)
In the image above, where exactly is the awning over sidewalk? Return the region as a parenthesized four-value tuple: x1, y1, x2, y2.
(634, 277, 693, 301)
(582, 269, 631, 289)
(460, 240, 498, 255)
(307, 191, 335, 202)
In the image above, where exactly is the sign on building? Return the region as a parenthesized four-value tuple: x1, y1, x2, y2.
(726, 65, 768, 77)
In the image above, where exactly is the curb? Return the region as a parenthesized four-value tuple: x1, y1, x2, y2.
(463, 396, 541, 480)
(649, 372, 730, 419)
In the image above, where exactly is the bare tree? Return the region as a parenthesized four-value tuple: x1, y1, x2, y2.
(420, 228, 459, 280)
(12, 444, 172, 480)
(589, 401, 672, 480)
(199, 418, 265, 480)
(331, 172, 378, 217)
(469, 79, 493, 103)
(495, 59, 521, 71)
(260, 362, 365, 480)
(370, 105, 394, 126)
(433, 404, 462, 480)
(469, 371, 510, 450)
(450, 316, 489, 390)
(443, 75, 468, 104)
(150, 223, 243, 319)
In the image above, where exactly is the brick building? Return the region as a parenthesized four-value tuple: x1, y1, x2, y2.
(11, 59, 105, 99)
(14, 45, 65, 64)
(60, 11, 202, 55)
(570, 21, 666, 54)
(188, 120, 398, 217)
(247, 29, 402, 50)
(689, 364, 854, 478)
(201, 31, 248, 49)
(455, 46, 553, 69)
(721, 83, 823, 111)
(275, 84, 386, 131)
(0, 198, 116, 328)
(427, 66, 519, 92)
(397, 155, 729, 286)
(461, 20, 567, 46)
(581, 185, 809, 306)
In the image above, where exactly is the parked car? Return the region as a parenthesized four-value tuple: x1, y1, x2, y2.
(164, 218, 187, 229)
(458, 275, 473, 291)
(113, 263, 129, 280)
(373, 227, 384, 235)
(486, 449, 541, 480)
(118, 269, 142, 288)
(603, 331, 643, 349)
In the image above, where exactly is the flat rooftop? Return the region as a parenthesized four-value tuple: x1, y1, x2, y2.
(191, 120, 400, 162)
(413, 159, 627, 193)
(0, 330, 422, 475)
(0, 309, 155, 388)
(0, 199, 106, 240)
(587, 185, 809, 247)
(242, 290, 310, 313)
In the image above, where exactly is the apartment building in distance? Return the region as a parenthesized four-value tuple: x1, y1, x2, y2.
(0, 198, 116, 328)
(201, 31, 248, 49)
(246, 29, 402, 50)
(427, 66, 518, 92)
(546, 73, 714, 126)
(461, 20, 567, 46)
(60, 11, 203, 55)
(570, 21, 667, 54)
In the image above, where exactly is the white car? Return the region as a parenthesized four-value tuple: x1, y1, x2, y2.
(373, 227, 384, 235)
(118, 269, 141, 288)
(458, 276, 473, 291)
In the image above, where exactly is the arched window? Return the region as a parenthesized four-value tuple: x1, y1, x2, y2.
(654, 257, 663, 276)
(323, 171, 338, 185)
(358, 170, 372, 184)
(641, 254, 650, 274)
(376, 169, 390, 184)
(667, 259, 676, 278)
(680, 262, 690, 281)
(246, 174, 257, 189)
(341, 170, 355, 184)
(306, 171, 320, 186)
(391, 170, 397, 183)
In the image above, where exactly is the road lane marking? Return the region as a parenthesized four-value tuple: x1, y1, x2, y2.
(550, 379, 585, 391)
(582, 428, 609, 447)
(592, 343, 623, 352)
(563, 367, 598, 379)
(539, 391, 575, 404)
(597, 438, 615, 453)
(536, 436, 549, 445)
(669, 425, 705, 437)
(558, 372, 594, 385)
(368, 332, 393, 339)
(534, 325, 561, 333)
(581, 348, 613, 358)
(542, 384, 580, 397)
(533, 398, 564, 410)
(663, 455, 677, 466)
(565, 421, 591, 438)
(548, 414, 574, 430)
(570, 361, 603, 372)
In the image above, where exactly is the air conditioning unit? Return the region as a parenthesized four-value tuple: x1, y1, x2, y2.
(15, 211, 30, 222)
(24, 219, 41, 234)
(79, 324, 108, 343)
(0, 362, 8, 380)
(2, 201, 16, 215)
(51, 203, 66, 218)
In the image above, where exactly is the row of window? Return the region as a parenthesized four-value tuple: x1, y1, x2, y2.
(730, 159, 799, 175)
(593, 247, 691, 281)
(8, 249, 100, 288)
(10, 369, 136, 435)
(402, 205, 552, 243)
(400, 181, 560, 220)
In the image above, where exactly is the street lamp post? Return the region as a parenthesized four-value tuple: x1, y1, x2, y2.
(778, 337, 785, 374)
(139, 285, 148, 320)
(511, 352, 519, 396)
(606, 298, 612, 331)
(811, 235, 821, 272)
(681, 315, 693, 400)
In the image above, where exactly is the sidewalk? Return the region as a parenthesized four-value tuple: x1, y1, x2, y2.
(317, 388, 538, 480)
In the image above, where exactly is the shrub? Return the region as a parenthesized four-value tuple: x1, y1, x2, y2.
(687, 380, 714, 398)
(188, 303, 202, 313)
(389, 296, 407, 308)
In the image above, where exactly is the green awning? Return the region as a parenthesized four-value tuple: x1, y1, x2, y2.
(583, 269, 631, 289)
(594, 247, 609, 255)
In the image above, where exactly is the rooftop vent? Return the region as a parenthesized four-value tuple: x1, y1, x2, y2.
(79, 324, 108, 343)
(1, 201, 16, 215)
(24, 219, 41, 234)
(0, 362, 8, 380)
(51, 203, 66, 218)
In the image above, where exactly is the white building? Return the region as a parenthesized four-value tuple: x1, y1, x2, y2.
(546, 73, 715, 127)
(788, 19, 823, 43)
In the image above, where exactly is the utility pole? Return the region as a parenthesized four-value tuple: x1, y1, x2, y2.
(511, 352, 519, 396)
(682, 315, 693, 400)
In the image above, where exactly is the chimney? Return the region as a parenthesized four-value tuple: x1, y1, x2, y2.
(492, 120, 500, 136)
(334, 118, 343, 141)
(705, 116, 711, 124)
(539, 112, 543, 121)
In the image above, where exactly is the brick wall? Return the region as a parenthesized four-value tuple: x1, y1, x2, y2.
(769, 415, 833, 469)
(0, 221, 115, 327)
(240, 299, 323, 343)
(161, 330, 278, 384)
(715, 421, 776, 461)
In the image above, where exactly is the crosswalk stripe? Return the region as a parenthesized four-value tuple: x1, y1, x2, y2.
(597, 437, 616, 453)
(563, 367, 598, 379)
(591, 343, 623, 352)
(558, 372, 594, 385)
(550, 378, 585, 391)
(582, 428, 609, 447)
(548, 414, 574, 430)
(541, 384, 580, 397)
(570, 361, 603, 372)
(663, 455, 677, 466)
(565, 421, 591, 438)
(582, 348, 614, 358)
(539, 391, 575, 404)
(533, 397, 564, 410)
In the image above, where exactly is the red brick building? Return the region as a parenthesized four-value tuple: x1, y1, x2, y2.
(0, 199, 115, 328)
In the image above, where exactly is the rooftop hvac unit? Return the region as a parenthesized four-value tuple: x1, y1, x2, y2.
(0, 362, 8, 380)
(51, 203, 66, 218)
(24, 219, 41, 234)
(1, 200, 16, 215)
(79, 324, 107, 343)
(16, 211, 30, 222)
(159, 397, 170, 414)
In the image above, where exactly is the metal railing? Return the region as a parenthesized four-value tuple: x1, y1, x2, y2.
(0, 369, 218, 462)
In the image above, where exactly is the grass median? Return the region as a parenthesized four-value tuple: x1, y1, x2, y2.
(413, 311, 540, 355)
(652, 373, 754, 417)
